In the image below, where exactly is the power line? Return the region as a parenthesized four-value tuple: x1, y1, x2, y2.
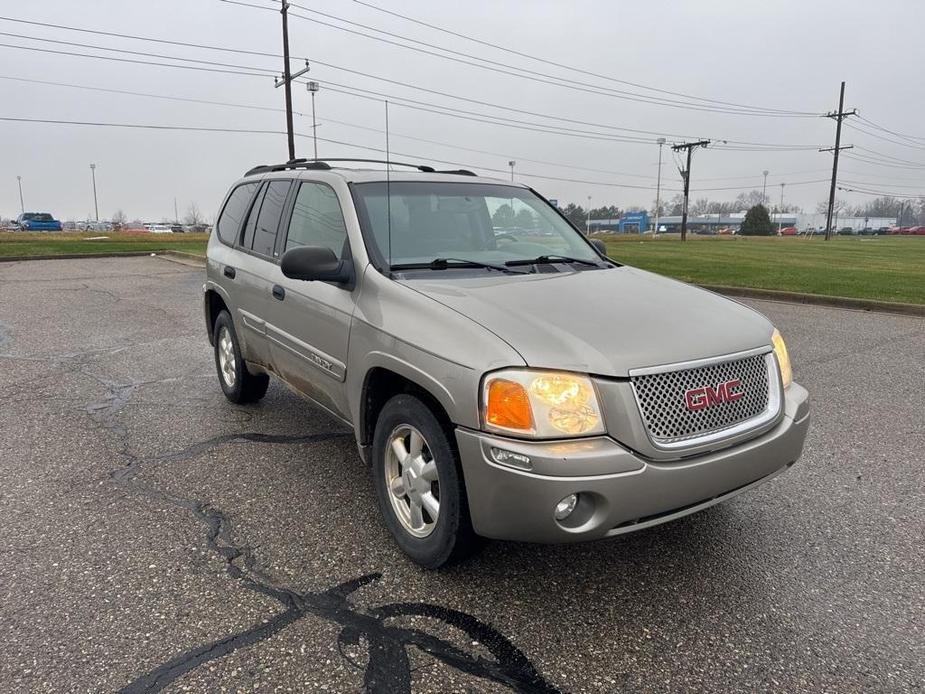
(0, 74, 301, 115)
(0, 21, 824, 149)
(838, 185, 924, 199)
(345, 0, 820, 116)
(0, 115, 290, 135)
(0, 115, 678, 192)
(251, 0, 820, 118)
(0, 41, 272, 78)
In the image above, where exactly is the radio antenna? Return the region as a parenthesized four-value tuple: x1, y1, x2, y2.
(385, 99, 392, 268)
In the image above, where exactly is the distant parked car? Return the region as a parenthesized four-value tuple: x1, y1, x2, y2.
(146, 224, 173, 233)
(837, 227, 855, 236)
(858, 227, 877, 235)
(779, 226, 797, 236)
(16, 212, 62, 231)
(907, 226, 925, 235)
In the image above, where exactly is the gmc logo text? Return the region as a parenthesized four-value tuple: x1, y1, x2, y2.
(684, 379, 744, 411)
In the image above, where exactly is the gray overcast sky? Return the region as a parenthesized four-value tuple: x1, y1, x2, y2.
(2, 0, 924, 221)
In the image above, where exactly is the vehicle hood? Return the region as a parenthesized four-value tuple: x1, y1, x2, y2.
(399, 266, 773, 377)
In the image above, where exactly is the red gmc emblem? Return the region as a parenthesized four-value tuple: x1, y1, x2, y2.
(684, 379, 744, 411)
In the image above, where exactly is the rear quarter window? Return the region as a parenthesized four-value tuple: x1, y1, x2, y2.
(216, 182, 259, 245)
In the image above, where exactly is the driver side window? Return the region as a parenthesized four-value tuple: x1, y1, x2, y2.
(284, 182, 349, 258)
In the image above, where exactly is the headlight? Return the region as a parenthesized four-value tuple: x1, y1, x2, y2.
(771, 328, 792, 389)
(482, 369, 606, 438)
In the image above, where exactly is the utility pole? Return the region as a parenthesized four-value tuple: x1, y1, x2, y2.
(778, 182, 785, 235)
(762, 170, 769, 206)
(16, 175, 24, 214)
(508, 160, 515, 182)
(654, 137, 666, 234)
(174, 197, 179, 225)
(90, 163, 99, 222)
(820, 81, 857, 241)
(274, 1, 310, 161)
(672, 140, 711, 242)
(307, 81, 320, 159)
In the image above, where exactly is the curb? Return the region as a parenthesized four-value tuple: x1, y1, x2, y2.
(158, 250, 207, 267)
(0, 251, 160, 263)
(702, 284, 925, 318)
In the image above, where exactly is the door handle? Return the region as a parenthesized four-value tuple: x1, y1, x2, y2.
(223, 266, 236, 279)
(272, 284, 286, 301)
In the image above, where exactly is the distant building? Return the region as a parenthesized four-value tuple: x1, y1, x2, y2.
(589, 211, 896, 233)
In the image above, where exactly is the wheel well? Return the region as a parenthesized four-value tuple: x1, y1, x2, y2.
(360, 368, 454, 448)
(206, 290, 229, 345)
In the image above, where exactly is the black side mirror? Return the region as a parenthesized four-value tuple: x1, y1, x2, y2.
(590, 238, 608, 256)
(281, 246, 352, 284)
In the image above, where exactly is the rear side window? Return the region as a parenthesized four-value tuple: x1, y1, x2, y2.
(216, 182, 258, 245)
(251, 180, 291, 257)
(284, 182, 349, 258)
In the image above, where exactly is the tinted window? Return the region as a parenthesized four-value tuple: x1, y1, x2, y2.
(216, 182, 258, 245)
(251, 180, 291, 257)
(285, 182, 348, 257)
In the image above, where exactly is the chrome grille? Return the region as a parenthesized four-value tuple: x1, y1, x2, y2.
(631, 352, 774, 446)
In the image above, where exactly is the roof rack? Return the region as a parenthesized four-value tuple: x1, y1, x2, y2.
(244, 158, 478, 178)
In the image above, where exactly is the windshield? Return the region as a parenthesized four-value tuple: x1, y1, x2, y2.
(22, 213, 54, 221)
(351, 181, 601, 269)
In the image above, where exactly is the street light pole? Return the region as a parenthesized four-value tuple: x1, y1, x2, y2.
(307, 81, 320, 159)
(654, 137, 666, 234)
(586, 195, 592, 235)
(90, 163, 99, 222)
(508, 160, 515, 182)
(16, 175, 24, 214)
(762, 170, 769, 206)
(778, 183, 785, 235)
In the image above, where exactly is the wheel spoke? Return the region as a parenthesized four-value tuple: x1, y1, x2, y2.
(389, 477, 406, 498)
(408, 499, 425, 530)
(420, 461, 438, 482)
(390, 437, 409, 464)
(408, 430, 424, 457)
(421, 491, 439, 520)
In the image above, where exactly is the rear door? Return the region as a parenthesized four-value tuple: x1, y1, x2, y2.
(232, 178, 294, 366)
(264, 180, 355, 418)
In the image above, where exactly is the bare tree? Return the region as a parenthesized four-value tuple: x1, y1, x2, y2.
(184, 202, 204, 227)
(112, 209, 127, 227)
(816, 199, 846, 215)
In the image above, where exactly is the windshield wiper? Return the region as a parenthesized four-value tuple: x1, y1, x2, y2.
(504, 254, 603, 268)
(391, 258, 528, 274)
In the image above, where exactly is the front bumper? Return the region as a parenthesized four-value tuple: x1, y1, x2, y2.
(456, 382, 809, 543)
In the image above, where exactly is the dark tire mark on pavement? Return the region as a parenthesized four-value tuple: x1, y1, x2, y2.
(83, 372, 562, 692)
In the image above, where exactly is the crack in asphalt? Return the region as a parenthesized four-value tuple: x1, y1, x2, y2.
(75, 364, 562, 693)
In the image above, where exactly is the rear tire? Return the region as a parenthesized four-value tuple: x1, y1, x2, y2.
(371, 394, 478, 568)
(213, 310, 270, 404)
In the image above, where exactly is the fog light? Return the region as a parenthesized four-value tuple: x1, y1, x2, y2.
(489, 447, 532, 470)
(554, 493, 578, 520)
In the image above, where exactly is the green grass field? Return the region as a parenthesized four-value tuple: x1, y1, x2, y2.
(603, 235, 925, 305)
(0, 231, 209, 258)
(1, 231, 923, 305)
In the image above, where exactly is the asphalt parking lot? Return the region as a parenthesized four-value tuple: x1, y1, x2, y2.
(0, 256, 922, 693)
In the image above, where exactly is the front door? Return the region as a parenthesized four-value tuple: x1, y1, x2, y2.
(264, 181, 356, 419)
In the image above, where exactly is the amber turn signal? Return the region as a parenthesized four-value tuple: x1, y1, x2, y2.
(485, 379, 535, 432)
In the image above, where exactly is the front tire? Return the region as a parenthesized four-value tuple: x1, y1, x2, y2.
(372, 394, 477, 568)
(213, 310, 270, 404)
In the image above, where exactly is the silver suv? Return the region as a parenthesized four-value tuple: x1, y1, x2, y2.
(204, 159, 810, 568)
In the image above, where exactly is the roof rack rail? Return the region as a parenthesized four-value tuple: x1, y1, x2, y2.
(436, 169, 477, 176)
(244, 158, 479, 177)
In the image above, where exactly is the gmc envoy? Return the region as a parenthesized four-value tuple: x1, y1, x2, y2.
(204, 159, 810, 568)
